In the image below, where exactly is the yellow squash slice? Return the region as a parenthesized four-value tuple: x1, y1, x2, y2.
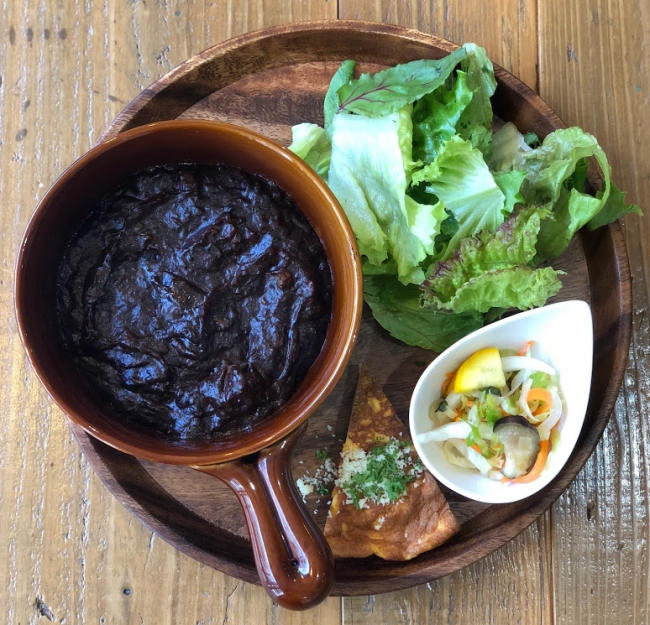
(453, 347, 506, 394)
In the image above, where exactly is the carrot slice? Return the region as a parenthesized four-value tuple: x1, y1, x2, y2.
(441, 372, 456, 396)
(508, 439, 550, 484)
(527, 387, 553, 416)
(518, 340, 535, 356)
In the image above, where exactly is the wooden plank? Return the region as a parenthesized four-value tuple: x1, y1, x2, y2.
(538, 2, 650, 624)
(338, 0, 539, 90)
(0, 1, 341, 624)
(344, 518, 553, 624)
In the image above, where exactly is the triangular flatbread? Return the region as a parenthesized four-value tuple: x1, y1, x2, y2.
(324, 364, 460, 560)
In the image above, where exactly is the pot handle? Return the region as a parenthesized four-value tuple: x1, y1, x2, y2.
(192, 423, 334, 610)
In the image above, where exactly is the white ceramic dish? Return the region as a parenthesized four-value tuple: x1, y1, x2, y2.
(409, 300, 593, 504)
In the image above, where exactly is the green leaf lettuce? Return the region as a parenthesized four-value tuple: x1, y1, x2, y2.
(364, 275, 483, 352)
(412, 135, 509, 258)
(411, 69, 474, 164)
(288, 123, 332, 180)
(586, 182, 642, 230)
(327, 109, 446, 284)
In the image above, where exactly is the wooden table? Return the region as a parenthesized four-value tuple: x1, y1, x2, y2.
(2, 1, 648, 623)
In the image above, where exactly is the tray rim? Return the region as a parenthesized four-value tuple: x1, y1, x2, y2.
(73, 20, 632, 596)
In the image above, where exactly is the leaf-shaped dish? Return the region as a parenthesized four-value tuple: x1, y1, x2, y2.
(411, 301, 593, 504)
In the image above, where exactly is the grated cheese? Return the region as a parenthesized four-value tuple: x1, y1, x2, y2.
(295, 456, 337, 502)
(296, 478, 314, 499)
(335, 437, 424, 510)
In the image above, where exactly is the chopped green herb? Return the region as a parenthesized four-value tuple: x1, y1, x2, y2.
(315, 448, 329, 460)
(338, 438, 424, 510)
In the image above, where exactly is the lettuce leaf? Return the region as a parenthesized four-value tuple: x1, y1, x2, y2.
(428, 266, 563, 314)
(405, 195, 448, 257)
(586, 182, 642, 230)
(521, 127, 611, 206)
(324, 60, 356, 137)
(411, 69, 474, 164)
(361, 258, 398, 276)
(327, 110, 445, 283)
(288, 123, 332, 180)
(411, 43, 497, 164)
(364, 275, 483, 352)
(397, 105, 420, 182)
(422, 206, 550, 302)
(493, 169, 527, 213)
(412, 135, 508, 258)
(457, 43, 497, 158)
(488, 122, 532, 172)
(336, 48, 467, 117)
(504, 126, 642, 260)
(535, 187, 602, 260)
(421, 206, 563, 313)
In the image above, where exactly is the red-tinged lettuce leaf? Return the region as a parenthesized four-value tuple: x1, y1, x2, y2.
(421, 206, 561, 313)
(336, 48, 467, 118)
(324, 59, 356, 136)
(364, 275, 484, 352)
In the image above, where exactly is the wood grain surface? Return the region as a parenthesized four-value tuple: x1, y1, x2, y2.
(1, 1, 648, 624)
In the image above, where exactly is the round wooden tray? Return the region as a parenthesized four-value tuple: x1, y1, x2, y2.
(72, 21, 632, 596)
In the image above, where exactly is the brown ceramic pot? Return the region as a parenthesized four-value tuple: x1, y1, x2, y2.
(14, 120, 363, 610)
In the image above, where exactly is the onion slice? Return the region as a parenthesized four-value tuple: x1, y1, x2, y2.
(536, 390, 563, 440)
(517, 378, 538, 422)
(445, 391, 463, 410)
(443, 440, 475, 469)
(443, 439, 492, 475)
(418, 421, 472, 443)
